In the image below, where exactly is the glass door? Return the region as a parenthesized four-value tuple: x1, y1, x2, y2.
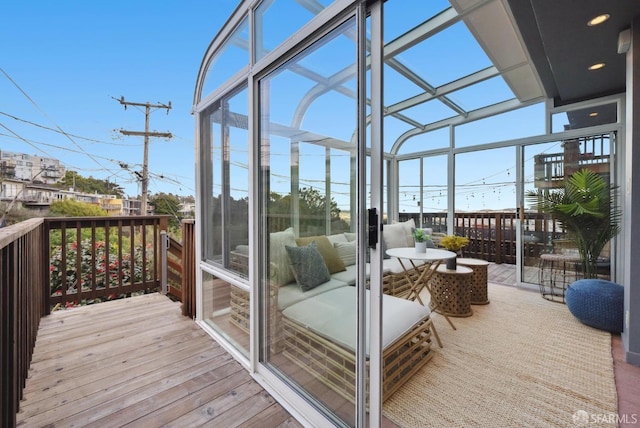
(521, 134, 614, 292)
(256, 16, 363, 427)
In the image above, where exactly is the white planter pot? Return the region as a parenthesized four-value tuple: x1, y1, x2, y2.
(415, 241, 427, 253)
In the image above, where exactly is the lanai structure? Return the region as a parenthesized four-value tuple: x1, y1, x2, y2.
(192, 1, 640, 426)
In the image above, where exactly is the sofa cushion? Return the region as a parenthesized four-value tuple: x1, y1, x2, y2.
(234, 244, 249, 255)
(282, 286, 431, 354)
(401, 218, 416, 246)
(270, 227, 297, 286)
(286, 242, 331, 291)
(278, 278, 348, 310)
(296, 235, 346, 274)
(344, 232, 356, 242)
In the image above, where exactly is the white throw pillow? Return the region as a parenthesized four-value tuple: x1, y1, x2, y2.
(400, 218, 416, 246)
(334, 241, 357, 266)
(344, 232, 356, 242)
(326, 233, 349, 245)
(270, 227, 296, 286)
(383, 222, 410, 249)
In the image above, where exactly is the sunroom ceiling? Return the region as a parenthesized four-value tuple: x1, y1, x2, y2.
(205, 0, 639, 151)
(449, 0, 544, 103)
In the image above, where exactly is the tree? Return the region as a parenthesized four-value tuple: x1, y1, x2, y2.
(268, 187, 349, 234)
(149, 192, 181, 228)
(57, 171, 125, 197)
(49, 199, 109, 217)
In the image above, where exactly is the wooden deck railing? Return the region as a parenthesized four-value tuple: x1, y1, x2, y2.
(399, 211, 566, 264)
(43, 216, 169, 308)
(1, 218, 47, 428)
(1, 215, 172, 426)
(164, 219, 196, 318)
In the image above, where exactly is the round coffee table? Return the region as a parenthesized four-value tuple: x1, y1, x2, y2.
(456, 258, 490, 305)
(428, 265, 473, 317)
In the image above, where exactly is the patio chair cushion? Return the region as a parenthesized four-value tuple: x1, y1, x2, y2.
(565, 279, 624, 333)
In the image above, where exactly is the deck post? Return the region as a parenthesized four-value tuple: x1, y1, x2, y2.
(161, 231, 168, 295)
(495, 213, 502, 264)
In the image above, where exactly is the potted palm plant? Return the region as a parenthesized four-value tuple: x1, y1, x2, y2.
(526, 168, 620, 279)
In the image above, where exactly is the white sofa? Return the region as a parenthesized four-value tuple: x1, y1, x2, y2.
(228, 219, 438, 403)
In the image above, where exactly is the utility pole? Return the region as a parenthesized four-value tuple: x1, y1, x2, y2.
(117, 97, 172, 215)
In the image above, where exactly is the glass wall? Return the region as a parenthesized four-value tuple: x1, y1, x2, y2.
(522, 134, 614, 288)
(194, 1, 625, 426)
(258, 18, 358, 426)
(201, 85, 250, 356)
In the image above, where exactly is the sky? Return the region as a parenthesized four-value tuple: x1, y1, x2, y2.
(1, 0, 241, 198)
(1, 0, 572, 212)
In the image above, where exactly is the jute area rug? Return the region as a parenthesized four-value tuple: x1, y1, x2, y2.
(383, 283, 617, 428)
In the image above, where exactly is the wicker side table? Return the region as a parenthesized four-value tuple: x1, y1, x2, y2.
(457, 258, 490, 305)
(428, 265, 473, 317)
(538, 253, 582, 303)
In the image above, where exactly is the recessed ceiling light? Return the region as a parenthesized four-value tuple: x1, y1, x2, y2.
(588, 14, 610, 26)
(589, 112, 599, 117)
(588, 62, 606, 71)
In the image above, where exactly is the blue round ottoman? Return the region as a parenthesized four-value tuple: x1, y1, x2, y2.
(565, 279, 624, 333)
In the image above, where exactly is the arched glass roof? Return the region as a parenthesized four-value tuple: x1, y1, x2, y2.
(196, 0, 543, 156)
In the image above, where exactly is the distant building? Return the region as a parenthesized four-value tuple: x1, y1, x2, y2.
(122, 198, 142, 216)
(179, 202, 195, 218)
(0, 150, 65, 184)
(0, 180, 142, 216)
(0, 178, 25, 200)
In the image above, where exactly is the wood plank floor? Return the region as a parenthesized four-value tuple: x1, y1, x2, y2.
(17, 293, 301, 428)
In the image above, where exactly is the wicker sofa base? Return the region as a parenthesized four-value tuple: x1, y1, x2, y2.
(380, 270, 413, 298)
(230, 286, 250, 333)
(281, 313, 435, 404)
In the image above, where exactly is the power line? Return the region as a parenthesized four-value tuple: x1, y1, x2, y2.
(0, 111, 138, 147)
(0, 67, 121, 178)
(0, 124, 185, 195)
(0, 130, 141, 167)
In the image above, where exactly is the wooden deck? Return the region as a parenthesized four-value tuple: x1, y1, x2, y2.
(16, 293, 301, 428)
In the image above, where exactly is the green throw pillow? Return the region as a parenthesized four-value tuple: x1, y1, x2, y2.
(285, 241, 331, 291)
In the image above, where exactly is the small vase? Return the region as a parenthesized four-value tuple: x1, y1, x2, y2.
(446, 256, 457, 270)
(415, 241, 427, 253)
